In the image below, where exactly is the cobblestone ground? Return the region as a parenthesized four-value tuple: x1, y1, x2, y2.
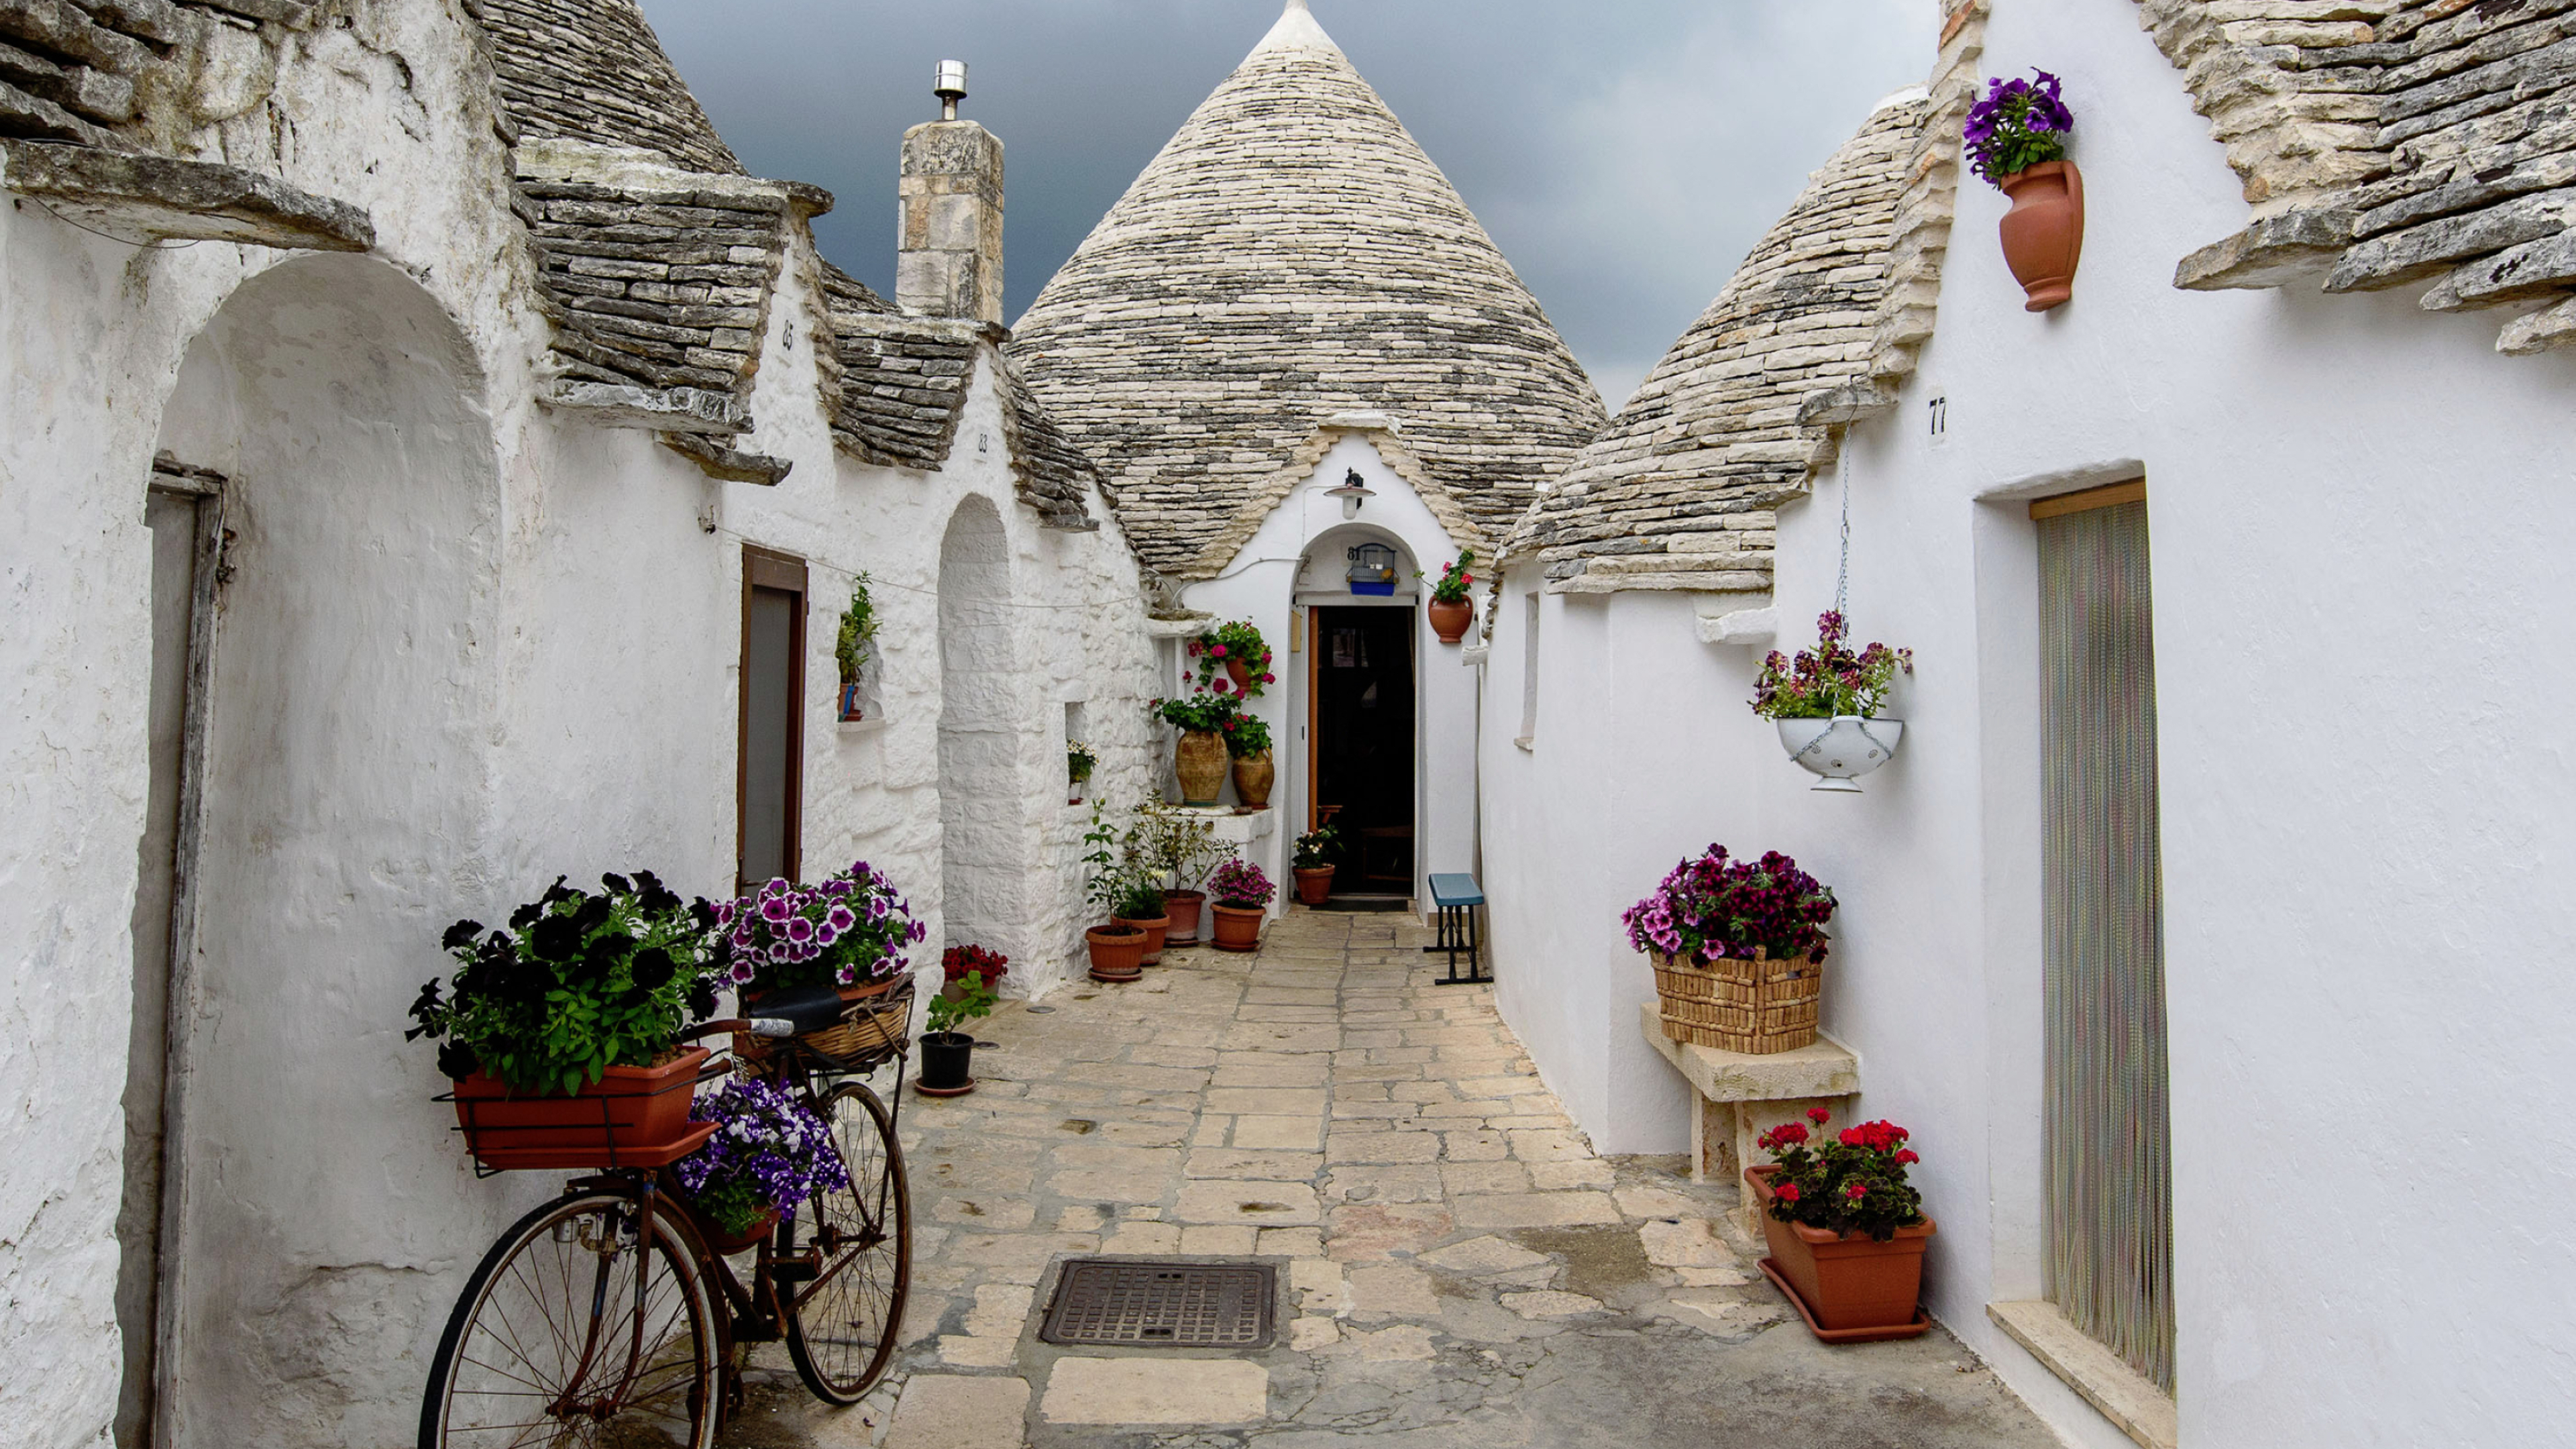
(722, 910, 2056, 1448)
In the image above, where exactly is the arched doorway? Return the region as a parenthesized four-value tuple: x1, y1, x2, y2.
(1293, 526, 1421, 906)
(936, 495, 1028, 975)
(130, 254, 496, 1448)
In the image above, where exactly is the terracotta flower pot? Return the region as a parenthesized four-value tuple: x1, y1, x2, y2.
(1744, 1166, 1936, 1332)
(705, 1208, 781, 1256)
(1086, 925, 1147, 981)
(1232, 750, 1275, 810)
(1175, 729, 1228, 806)
(1998, 160, 2084, 313)
(1164, 890, 1206, 945)
(1114, 913, 1171, 965)
(1210, 904, 1265, 953)
(1428, 598, 1472, 644)
(451, 1047, 710, 1171)
(1293, 865, 1335, 906)
(838, 680, 864, 722)
(1225, 658, 1253, 691)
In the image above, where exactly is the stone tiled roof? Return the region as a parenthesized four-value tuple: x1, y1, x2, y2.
(1008, 0, 1604, 578)
(0, 0, 312, 153)
(466, 0, 741, 175)
(2147, 0, 2576, 355)
(816, 260, 1099, 529)
(1505, 95, 1927, 594)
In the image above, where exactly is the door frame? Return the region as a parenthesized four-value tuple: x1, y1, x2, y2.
(1301, 600, 1419, 885)
(737, 545, 808, 890)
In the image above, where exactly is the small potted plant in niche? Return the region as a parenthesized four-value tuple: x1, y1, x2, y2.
(1206, 857, 1275, 953)
(1966, 68, 2081, 311)
(1417, 551, 1477, 644)
(407, 871, 723, 1169)
(916, 968, 997, 1097)
(716, 861, 926, 1063)
(1746, 1109, 1936, 1340)
(1752, 610, 1913, 793)
(1067, 738, 1097, 805)
(1625, 845, 1836, 1055)
(1291, 825, 1342, 906)
(1081, 802, 1148, 981)
(674, 1077, 849, 1251)
(1189, 620, 1277, 698)
(1151, 692, 1239, 806)
(1222, 710, 1275, 810)
(1136, 796, 1225, 945)
(835, 572, 878, 721)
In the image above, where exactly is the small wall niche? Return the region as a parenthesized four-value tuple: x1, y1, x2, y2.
(1064, 700, 1089, 804)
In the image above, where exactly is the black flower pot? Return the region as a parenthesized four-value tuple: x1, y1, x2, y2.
(917, 1030, 975, 1095)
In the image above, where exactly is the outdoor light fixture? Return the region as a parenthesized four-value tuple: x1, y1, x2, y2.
(1326, 468, 1377, 520)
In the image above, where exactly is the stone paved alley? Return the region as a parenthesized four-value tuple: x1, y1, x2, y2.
(722, 911, 2056, 1448)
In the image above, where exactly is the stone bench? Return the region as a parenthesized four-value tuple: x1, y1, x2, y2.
(1638, 1002, 1860, 1235)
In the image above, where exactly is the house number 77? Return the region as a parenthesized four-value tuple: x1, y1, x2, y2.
(1927, 394, 1949, 439)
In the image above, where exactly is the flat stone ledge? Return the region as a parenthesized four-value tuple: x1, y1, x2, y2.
(658, 432, 790, 485)
(1697, 603, 1777, 649)
(1987, 1301, 2177, 1449)
(2174, 209, 2354, 293)
(1638, 1001, 1857, 1102)
(543, 380, 744, 435)
(1, 140, 370, 250)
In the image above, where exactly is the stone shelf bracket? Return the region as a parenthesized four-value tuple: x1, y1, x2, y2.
(1, 140, 371, 250)
(1640, 1001, 1858, 1236)
(1695, 600, 1776, 649)
(543, 379, 745, 436)
(659, 433, 790, 486)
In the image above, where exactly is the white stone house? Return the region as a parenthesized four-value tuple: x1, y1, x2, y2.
(1011, 0, 1603, 906)
(1484, 3, 2576, 1448)
(0, 1, 1159, 1444)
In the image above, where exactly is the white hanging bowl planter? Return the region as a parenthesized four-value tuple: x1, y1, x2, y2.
(1776, 716, 1904, 793)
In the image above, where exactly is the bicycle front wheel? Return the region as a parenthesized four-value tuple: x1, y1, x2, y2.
(785, 1081, 911, 1403)
(420, 1187, 719, 1449)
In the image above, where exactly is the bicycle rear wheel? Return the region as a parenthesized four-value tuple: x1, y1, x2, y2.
(785, 1081, 911, 1403)
(420, 1187, 719, 1449)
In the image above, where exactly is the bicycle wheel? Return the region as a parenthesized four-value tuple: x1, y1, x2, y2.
(420, 1187, 719, 1449)
(784, 1081, 911, 1403)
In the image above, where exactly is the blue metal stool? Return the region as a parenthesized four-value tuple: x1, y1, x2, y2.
(1425, 873, 1487, 985)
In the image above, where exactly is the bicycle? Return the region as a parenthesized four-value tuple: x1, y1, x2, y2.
(417, 978, 916, 1449)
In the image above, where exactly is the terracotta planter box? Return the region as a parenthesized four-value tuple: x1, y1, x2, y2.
(1210, 904, 1265, 953)
(451, 1046, 711, 1171)
(1292, 865, 1335, 906)
(1114, 912, 1171, 965)
(1164, 890, 1205, 945)
(1745, 1165, 1935, 1334)
(1087, 924, 1147, 981)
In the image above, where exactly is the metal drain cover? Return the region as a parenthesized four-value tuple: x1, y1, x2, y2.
(1040, 1259, 1277, 1348)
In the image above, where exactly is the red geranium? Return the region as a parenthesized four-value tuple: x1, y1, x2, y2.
(1757, 1108, 1927, 1242)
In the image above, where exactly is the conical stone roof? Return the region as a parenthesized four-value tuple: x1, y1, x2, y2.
(1009, 1, 1605, 579)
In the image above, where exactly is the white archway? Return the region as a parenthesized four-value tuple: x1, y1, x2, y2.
(936, 494, 1028, 972)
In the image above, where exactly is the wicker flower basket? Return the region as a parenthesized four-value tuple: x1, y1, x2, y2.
(1652, 948, 1823, 1055)
(737, 975, 914, 1068)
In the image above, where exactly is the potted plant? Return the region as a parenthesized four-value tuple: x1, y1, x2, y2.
(916, 967, 998, 1097)
(1115, 877, 1171, 965)
(715, 861, 927, 1062)
(674, 1077, 850, 1251)
(1150, 692, 1238, 806)
(835, 572, 878, 721)
(1189, 620, 1277, 699)
(1746, 1110, 1935, 1339)
(1081, 802, 1148, 981)
(942, 941, 1008, 994)
(1967, 68, 2081, 312)
(1136, 796, 1225, 945)
(1291, 825, 1342, 906)
(407, 871, 723, 1168)
(1222, 710, 1275, 810)
(1624, 845, 1835, 1055)
(1067, 738, 1097, 805)
(1207, 857, 1275, 953)
(1417, 550, 1477, 644)
(1752, 610, 1913, 793)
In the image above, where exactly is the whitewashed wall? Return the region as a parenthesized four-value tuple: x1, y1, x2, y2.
(1485, 2, 2576, 1446)
(0, 5, 1159, 1444)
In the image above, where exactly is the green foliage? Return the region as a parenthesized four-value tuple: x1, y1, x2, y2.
(407, 872, 718, 1095)
(835, 574, 879, 684)
(1135, 796, 1230, 894)
(926, 970, 998, 1035)
(1067, 739, 1097, 784)
(1081, 801, 1133, 922)
(1416, 549, 1477, 605)
(1222, 710, 1273, 758)
(1757, 1110, 1927, 1242)
(1187, 620, 1277, 698)
(1150, 692, 1240, 734)
(1293, 825, 1344, 870)
(1750, 612, 1913, 721)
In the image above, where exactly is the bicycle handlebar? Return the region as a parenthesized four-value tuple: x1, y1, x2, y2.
(678, 1017, 797, 1042)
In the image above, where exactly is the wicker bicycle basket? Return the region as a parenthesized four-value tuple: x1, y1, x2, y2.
(737, 974, 915, 1072)
(1652, 948, 1824, 1055)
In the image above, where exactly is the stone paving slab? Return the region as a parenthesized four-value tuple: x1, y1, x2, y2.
(720, 909, 2057, 1449)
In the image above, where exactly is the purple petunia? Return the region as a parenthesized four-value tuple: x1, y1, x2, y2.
(827, 905, 857, 934)
(760, 895, 792, 924)
(786, 916, 815, 945)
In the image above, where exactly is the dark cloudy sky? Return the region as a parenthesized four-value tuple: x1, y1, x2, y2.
(637, 1, 1937, 411)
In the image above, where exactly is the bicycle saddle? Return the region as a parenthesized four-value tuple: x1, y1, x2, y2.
(752, 983, 853, 1036)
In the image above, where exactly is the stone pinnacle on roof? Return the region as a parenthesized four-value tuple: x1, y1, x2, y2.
(1009, 0, 1605, 580)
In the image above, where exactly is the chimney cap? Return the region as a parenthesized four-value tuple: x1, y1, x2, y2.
(934, 59, 968, 108)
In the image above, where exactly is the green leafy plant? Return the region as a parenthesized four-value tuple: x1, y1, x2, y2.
(1150, 692, 1240, 734)
(1135, 796, 1228, 895)
(1067, 739, 1098, 784)
(926, 970, 998, 1036)
(1417, 549, 1477, 605)
(1081, 801, 1135, 922)
(1751, 611, 1912, 721)
(1293, 825, 1343, 870)
(835, 573, 879, 685)
(1116, 877, 1168, 921)
(407, 872, 720, 1094)
(1965, 69, 2072, 186)
(1187, 620, 1277, 699)
(1221, 710, 1273, 759)
(1757, 1108, 1927, 1242)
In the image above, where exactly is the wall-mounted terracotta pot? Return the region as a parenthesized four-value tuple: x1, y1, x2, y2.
(1428, 598, 1472, 644)
(1998, 160, 2083, 312)
(1232, 750, 1275, 810)
(1175, 729, 1228, 805)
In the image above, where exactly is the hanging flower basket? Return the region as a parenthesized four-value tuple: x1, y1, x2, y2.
(1776, 717, 1905, 794)
(1753, 612, 1911, 794)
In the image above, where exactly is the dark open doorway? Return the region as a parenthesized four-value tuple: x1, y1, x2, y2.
(1309, 605, 1414, 905)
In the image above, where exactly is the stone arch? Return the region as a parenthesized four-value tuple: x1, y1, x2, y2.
(140, 253, 498, 1448)
(936, 492, 1028, 972)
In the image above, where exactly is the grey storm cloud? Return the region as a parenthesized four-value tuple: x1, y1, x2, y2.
(636, 1, 1939, 411)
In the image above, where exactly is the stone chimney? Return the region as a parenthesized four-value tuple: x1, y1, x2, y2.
(898, 60, 1004, 323)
